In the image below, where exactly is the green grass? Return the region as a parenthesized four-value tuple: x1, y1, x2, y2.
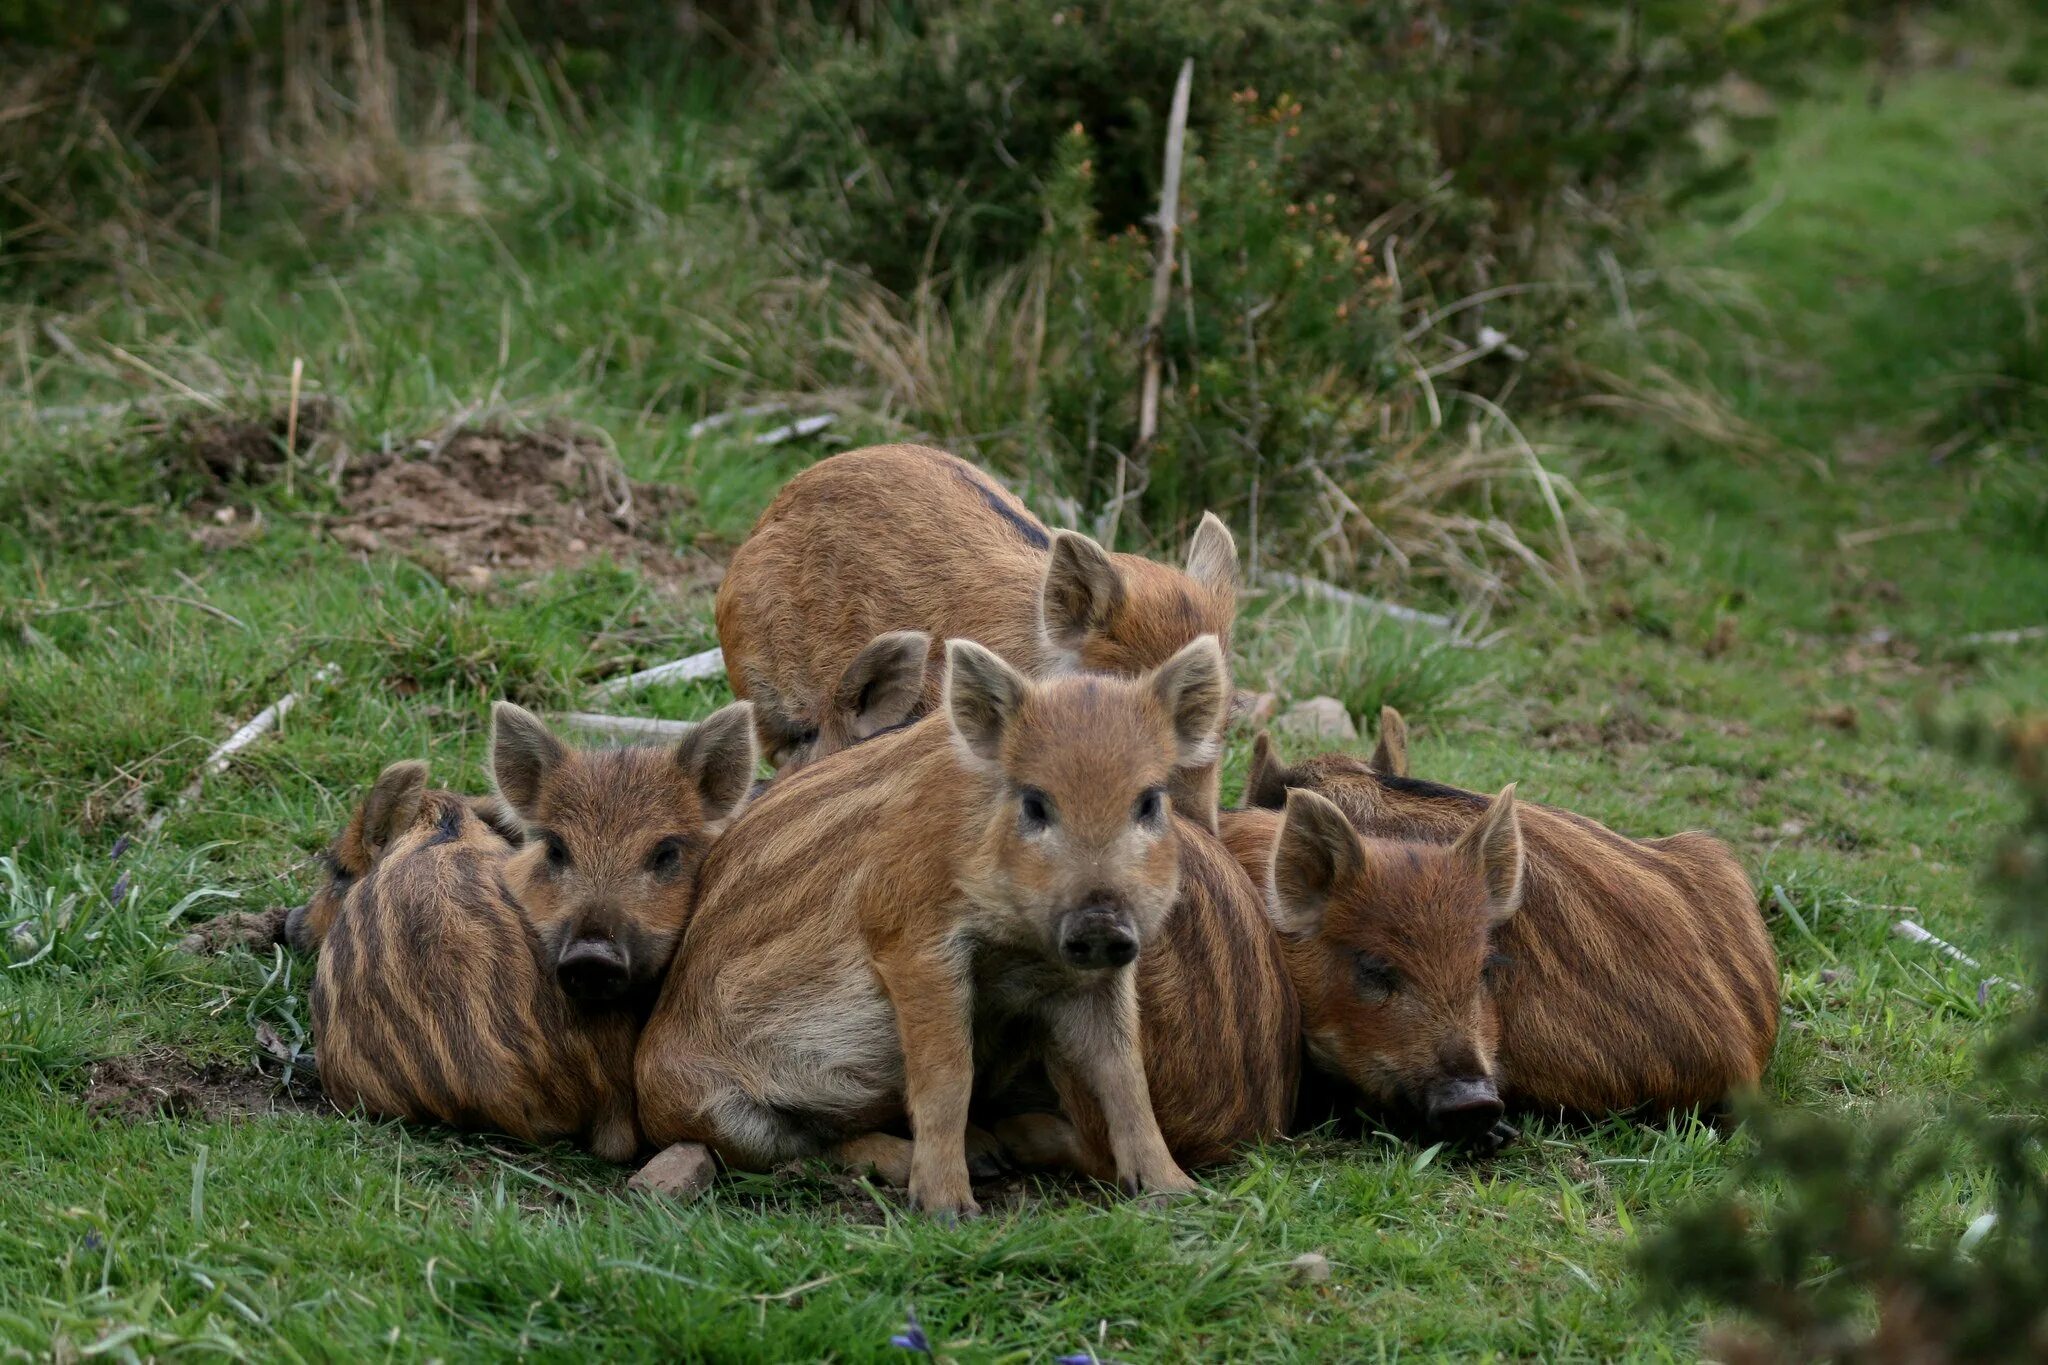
(3, 36, 2047, 1364)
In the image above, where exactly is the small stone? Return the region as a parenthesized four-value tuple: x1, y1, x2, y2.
(627, 1142, 717, 1199)
(1289, 1251, 1332, 1283)
(1275, 696, 1358, 742)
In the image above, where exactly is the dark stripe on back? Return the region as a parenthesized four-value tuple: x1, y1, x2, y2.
(945, 459, 1051, 550)
(1371, 772, 1488, 809)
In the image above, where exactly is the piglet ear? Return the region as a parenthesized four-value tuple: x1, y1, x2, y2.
(1452, 783, 1524, 926)
(1150, 634, 1228, 770)
(675, 700, 759, 826)
(361, 761, 429, 851)
(1040, 530, 1126, 655)
(1184, 511, 1238, 597)
(1370, 705, 1410, 778)
(1269, 788, 1363, 937)
(833, 631, 931, 740)
(491, 703, 567, 817)
(944, 638, 1030, 767)
(1245, 731, 1293, 809)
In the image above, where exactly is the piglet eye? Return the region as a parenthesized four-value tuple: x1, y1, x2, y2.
(1353, 953, 1398, 1003)
(1133, 787, 1165, 826)
(541, 831, 571, 872)
(646, 836, 688, 877)
(1018, 787, 1052, 833)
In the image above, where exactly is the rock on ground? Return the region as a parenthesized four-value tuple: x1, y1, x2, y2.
(628, 1142, 719, 1199)
(1274, 696, 1358, 742)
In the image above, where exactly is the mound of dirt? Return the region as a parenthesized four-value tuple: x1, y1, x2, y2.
(169, 402, 331, 488)
(175, 906, 291, 956)
(83, 1047, 325, 1124)
(331, 427, 710, 589)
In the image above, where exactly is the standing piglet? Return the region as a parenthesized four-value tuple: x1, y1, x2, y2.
(1224, 733, 1779, 1135)
(305, 701, 755, 1161)
(715, 444, 1238, 823)
(636, 635, 1291, 1215)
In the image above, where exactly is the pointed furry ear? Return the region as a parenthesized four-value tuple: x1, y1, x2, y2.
(1452, 783, 1524, 925)
(1150, 635, 1227, 769)
(1245, 731, 1293, 809)
(361, 761, 430, 850)
(1040, 530, 1126, 655)
(945, 638, 1030, 766)
(492, 703, 567, 816)
(1184, 511, 1238, 596)
(1270, 788, 1362, 936)
(834, 631, 931, 740)
(676, 701, 758, 826)
(1370, 705, 1410, 778)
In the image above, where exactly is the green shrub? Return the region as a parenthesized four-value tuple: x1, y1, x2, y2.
(1640, 714, 2048, 1361)
(759, 0, 1837, 295)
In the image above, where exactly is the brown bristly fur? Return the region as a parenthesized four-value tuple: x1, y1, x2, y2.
(306, 703, 756, 1162)
(775, 629, 932, 775)
(714, 444, 1239, 824)
(635, 636, 1294, 1216)
(287, 767, 522, 955)
(1230, 729, 1780, 1120)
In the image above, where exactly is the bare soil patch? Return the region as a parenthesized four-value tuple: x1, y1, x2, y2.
(175, 906, 291, 955)
(168, 402, 330, 489)
(83, 1047, 326, 1124)
(331, 427, 714, 589)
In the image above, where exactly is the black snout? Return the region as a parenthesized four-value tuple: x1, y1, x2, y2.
(1425, 1076, 1504, 1139)
(556, 938, 631, 1002)
(283, 903, 315, 955)
(1057, 906, 1139, 971)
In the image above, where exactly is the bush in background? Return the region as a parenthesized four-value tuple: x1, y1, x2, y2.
(758, 0, 1842, 296)
(1640, 713, 2048, 1362)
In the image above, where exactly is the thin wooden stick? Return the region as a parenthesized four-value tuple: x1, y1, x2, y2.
(588, 647, 726, 700)
(1893, 918, 2020, 994)
(1958, 625, 2047, 647)
(143, 664, 340, 835)
(688, 402, 790, 439)
(1261, 570, 1467, 637)
(753, 414, 834, 446)
(1118, 56, 1193, 546)
(554, 712, 698, 740)
(284, 356, 304, 497)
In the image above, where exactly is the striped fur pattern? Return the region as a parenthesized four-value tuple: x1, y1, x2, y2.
(284, 767, 522, 955)
(713, 443, 1239, 824)
(306, 702, 757, 1162)
(308, 773, 643, 1160)
(1236, 730, 1781, 1120)
(635, 637, 1265, 1217)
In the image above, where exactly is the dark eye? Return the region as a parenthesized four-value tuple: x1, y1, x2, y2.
(1018, 787, 1053, 833)
(1353, 953, 1398, 1003)
(540, 831, 571, 872)
(1483, 952, 1511, 988)
(646, 836, 688, 877)
(1134, 787, 1166, 826)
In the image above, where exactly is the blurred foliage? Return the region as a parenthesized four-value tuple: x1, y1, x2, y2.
(1641, 713, 2048, 1363)
(758, 0, 1860, 293)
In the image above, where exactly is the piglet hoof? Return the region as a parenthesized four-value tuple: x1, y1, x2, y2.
(964, 1125, 1014, 1181)
(1122, 1169, 1198, 1207)
(909, 1169, 982, 1222)
(911, 1194, 982, 1224)
(627, 1142, 718, 1201)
